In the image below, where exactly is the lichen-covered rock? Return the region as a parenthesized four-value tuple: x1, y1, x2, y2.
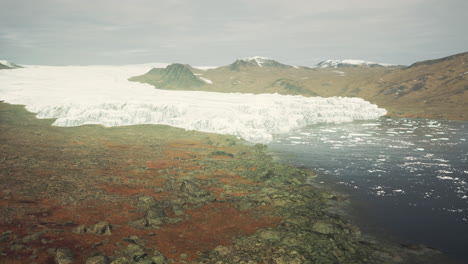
(110, 244, 167, 264)
(55, 247, 74, 264)
(73, 221, 112, 236)
(177, 180, 215, 206)
(311, 221, 340, 235)
(257, 230, 282, 242)
(86, 255, 110, 264)
(137, 195, 166, 217)
(0, 231, 13, 242)
(130, 195, 182, 229)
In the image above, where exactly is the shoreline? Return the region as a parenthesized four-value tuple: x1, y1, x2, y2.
(0, 102, 459, 263)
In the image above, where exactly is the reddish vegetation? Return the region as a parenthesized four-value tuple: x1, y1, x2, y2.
(154, 203, 282, 262)
(0, 104, 283, 263)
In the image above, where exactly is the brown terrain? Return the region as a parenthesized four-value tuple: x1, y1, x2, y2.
(131, 52, 468, 120)
(1, 102, 461, 264)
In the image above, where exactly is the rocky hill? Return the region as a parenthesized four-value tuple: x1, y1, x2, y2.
(227, 56, 294, 71)
(316, 59, 400, 68)
(130, 52, 468, 119)
(129, 63, 207, 90)
(361, 52, 468, 119)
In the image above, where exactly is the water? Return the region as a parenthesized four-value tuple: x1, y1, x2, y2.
(268, 118, 468, 261)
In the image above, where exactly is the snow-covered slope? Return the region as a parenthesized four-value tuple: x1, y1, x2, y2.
(238, 56, 273, 67)
(229, 56, 292, 70)
(317, 59, 393, 68)
(0, 60, 21, 69)
(0, 65, 386, 143)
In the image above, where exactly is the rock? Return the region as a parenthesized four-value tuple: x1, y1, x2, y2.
(213, 245, 231, 256)
(88, 221, 112, 236)
(114, 244, 168, 264)
(123, 235, 146, 246)
(258, 230, 282, 242)
(150, 254, 167, 264)
(73, 221, 112, 236)
(55, 248, 74, 264)
(171, 203, 185, 216)
(0, 231, 12, 242)
(271, 197, 291, 207)
(234, 199, 255, 211)
(86, 255, 110, 264)
(311, 221, 340, 235)
(180, 180, 205, 197)
(110, 257, 130, 264)
(130, 195, 183, 229)
(125, 244, 147, 260)
(74, 225, 87, 234)
(179, 180, 215, 205)
(22, 232, 43, 243)
(137, 195, 166, 218)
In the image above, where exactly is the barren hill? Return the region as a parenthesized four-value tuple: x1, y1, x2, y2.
(130, 52, 468, 119)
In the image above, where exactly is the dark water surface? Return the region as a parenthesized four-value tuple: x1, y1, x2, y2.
(268, 118, 468, 261)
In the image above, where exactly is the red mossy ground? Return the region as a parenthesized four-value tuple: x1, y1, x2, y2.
(0, 104, 282, 263)
(1, 194, 281, 263)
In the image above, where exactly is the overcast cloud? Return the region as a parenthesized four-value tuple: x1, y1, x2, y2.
(0, 0, 466, 66)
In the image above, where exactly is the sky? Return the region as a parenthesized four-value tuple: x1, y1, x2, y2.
(0, 0, 467, 67)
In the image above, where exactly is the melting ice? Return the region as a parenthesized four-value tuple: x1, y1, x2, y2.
(0, 65, 386, 143)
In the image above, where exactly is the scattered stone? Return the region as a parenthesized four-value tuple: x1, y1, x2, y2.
(10, 243, 26, 251)
(311, 221, 340, 235)
(234, 199, 255, 211)
(55, 247, 74, 264)
(73, 221, 112, 236)
(209, 151, 234, 158)
(113, 244, 167, 264)
(213, 245, 231, 256)
(86, 255, 110, 264)
(130, 195, 183, 229)
(123, 235, 145, 246)
(150, 254, 167, 264)
(179, 180, 215, 205)
(257, 230, 282, 242)
(0, 231, 12, 242)
(22, 231, 45, 243)
(171, 203, 185, 216)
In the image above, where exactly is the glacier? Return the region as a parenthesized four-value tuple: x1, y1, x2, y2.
(0, 65, 387, 143)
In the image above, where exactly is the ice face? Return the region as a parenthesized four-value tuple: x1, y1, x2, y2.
(0, 65, 387, 143)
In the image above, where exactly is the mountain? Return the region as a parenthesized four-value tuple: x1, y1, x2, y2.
(129, 52, 468, 119)
(227, 56, 293, 71)
(316, 59, 398, 68)
(0, 60, 22, 69)
(129, 63, 207, 90)
(361, 51, 468, 119)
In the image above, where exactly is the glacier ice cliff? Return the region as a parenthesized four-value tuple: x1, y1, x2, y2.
(0, 65, 387, 143)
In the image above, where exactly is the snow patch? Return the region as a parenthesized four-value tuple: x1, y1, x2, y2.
(239, 56, 271, 67)
(317, 59, 393, 68)
(198, 76, 213, 84)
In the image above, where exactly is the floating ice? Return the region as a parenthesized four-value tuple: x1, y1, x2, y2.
(437, 176, 458, 180)
(0, 65, 387, 143)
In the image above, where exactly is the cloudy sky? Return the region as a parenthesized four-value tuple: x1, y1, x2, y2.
(0, 0, 466, 66)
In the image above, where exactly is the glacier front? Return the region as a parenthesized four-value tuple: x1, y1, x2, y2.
(0, 65, 387, 143)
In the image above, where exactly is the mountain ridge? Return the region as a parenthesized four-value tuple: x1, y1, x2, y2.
(129, 52, 468, 119)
